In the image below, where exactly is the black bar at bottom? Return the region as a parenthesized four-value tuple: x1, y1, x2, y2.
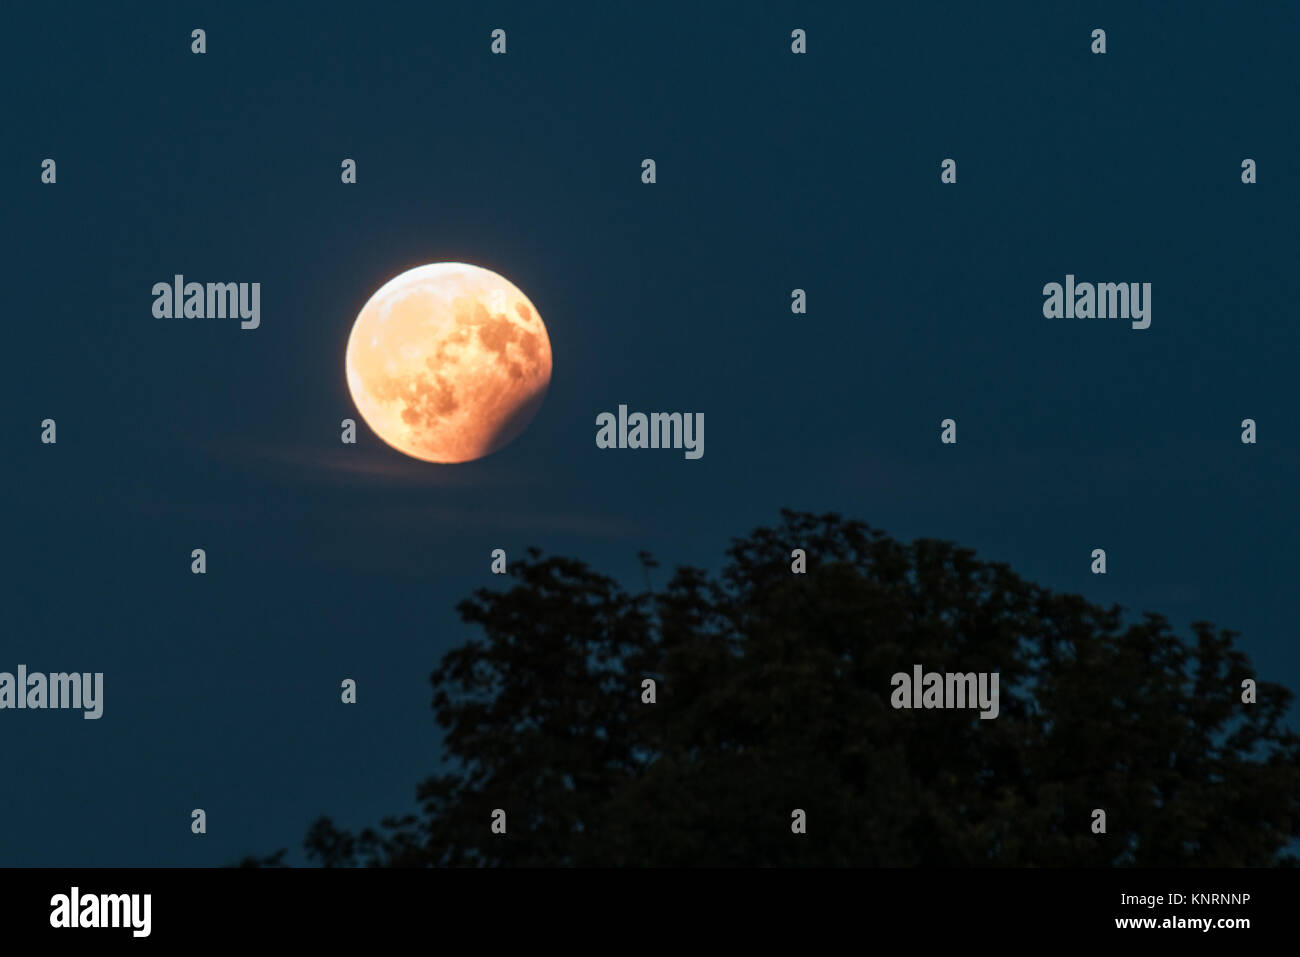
(1, 867, 1289, 944)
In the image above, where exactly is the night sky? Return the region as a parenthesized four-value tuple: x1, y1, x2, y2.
(6, 1, 1299, 866)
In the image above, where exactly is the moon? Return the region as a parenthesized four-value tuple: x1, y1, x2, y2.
(345, 263, 552, 463)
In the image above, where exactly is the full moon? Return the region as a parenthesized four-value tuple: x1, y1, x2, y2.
(345, 262, 552, 463)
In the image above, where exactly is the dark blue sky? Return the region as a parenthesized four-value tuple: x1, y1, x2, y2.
(5, 1, 1298, 865)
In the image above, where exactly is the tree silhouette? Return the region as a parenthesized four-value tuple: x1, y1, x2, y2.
(241, 510, 1300, 866)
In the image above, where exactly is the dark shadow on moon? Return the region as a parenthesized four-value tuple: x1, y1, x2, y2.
(483, 377, 551, 459)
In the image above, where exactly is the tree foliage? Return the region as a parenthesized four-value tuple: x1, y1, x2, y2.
(244, 510, 1300, 866)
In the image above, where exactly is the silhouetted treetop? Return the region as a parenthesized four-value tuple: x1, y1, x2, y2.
(250, 510, 1298, 867)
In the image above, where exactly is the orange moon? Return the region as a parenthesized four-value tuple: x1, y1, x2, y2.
(345, 263, 552, 463)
